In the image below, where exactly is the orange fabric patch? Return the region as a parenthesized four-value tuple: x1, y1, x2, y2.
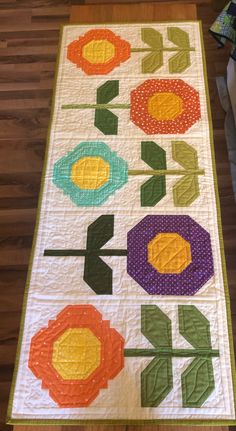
(148, 232, 192, 274)
(28, 305, 124, 407)
(67, 29, 131, 75)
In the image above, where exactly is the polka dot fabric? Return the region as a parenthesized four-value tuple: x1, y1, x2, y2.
(130, 79, 201, 134)
(127, 215, 214, 295)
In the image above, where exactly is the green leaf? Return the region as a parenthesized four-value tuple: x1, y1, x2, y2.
(84, 255, 112, 295)
(173, 175, 199, 207)
(95, 108, 118, 135)
(141, 305, 172, 348)
(86, 215, 114, 250)
(179, 305, 212, 349)
(142, 141, 166, 170)
(182, 358, 215, 407)
(96, 80, 119, 104)
(167, 27, 190, 48)
(141, 28, 163, 49)
(141, 176, 166, 206)
(172, 141, 198, 169)
(141, 357, 173, 407)
(169, 51, 190, 73)
(84, 216, 114, 295)
(142, 52, 163, 73)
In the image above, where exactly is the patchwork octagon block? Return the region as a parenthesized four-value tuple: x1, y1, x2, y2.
(127, 215, 214, 295)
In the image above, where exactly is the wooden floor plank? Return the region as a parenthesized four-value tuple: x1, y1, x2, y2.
(70, 2, 197, 22)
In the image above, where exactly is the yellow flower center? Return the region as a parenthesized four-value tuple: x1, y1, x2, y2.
(147, 92, 183, 121)
(148, 232, 192, 274)
(71, 156, 110, 190)
(82, 39, 115, 64)
(52, 328, 101, 380)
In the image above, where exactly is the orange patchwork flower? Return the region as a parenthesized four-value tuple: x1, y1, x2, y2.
(67, 29, 131, 75)
(130, 79, 201, 134)
(28, 305, 124, 407)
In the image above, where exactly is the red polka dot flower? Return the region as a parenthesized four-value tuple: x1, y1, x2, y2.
(130, 79, 201, 134)
(62, 79, 201, 135)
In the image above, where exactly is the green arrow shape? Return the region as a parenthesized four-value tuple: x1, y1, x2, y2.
(95, 108, 118, 135)
(141, 357, 173, 407)
(141, 28, 163, 49)
(95, 81, 119, 134)
(182, 357, 215, 407)
(172, 141, 199, 170)
(86, 215, 114, 250)
(173, 175, 200, 207)
(142, 52, 163, 73)
(141, 176, 166, 206)
(84, 255, 112, 295)
(141, 305, 172, 348)
(179, 305, 212, 349)
(84, 215, 114, 294)
(169, 50, 190, 73)
(142, 141, 166, 170)
(167, 27, 190, 48)
(96, 80, 119, 104)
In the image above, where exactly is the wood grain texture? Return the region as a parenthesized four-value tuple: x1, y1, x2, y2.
(12, 426, 230, 431)
(70, 2, 197, 22)
(0, 1, 235, 431)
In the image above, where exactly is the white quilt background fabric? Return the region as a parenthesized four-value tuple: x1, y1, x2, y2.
(9, 22, 236, 422)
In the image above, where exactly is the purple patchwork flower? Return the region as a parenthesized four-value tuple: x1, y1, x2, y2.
(127, 215, 214, 295)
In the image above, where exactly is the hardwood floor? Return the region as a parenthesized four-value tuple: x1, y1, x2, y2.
(0, 1, 235, 430)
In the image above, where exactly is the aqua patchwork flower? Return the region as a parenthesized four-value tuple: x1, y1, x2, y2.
(53, 142, 128, 206)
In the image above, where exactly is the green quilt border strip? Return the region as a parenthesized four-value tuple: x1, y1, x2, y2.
(6, 20, 236, 426)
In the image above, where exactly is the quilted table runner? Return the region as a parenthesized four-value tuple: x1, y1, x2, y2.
(8, 21, 236, 425)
